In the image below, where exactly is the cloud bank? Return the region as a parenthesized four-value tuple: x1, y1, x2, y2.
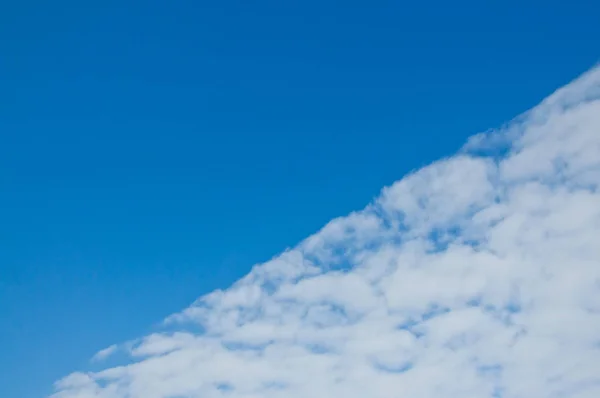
(51, 66, 600, 398)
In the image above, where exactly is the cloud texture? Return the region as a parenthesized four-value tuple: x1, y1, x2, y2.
(51, 66, 600, 398)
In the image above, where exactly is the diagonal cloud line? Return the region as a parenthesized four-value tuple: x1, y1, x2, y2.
(54, 65, 600, 398)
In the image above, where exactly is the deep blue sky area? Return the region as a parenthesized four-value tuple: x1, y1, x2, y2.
(1, 1, 599, 397)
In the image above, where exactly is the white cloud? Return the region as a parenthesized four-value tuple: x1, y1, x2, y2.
(90, 345, 118, 363)
(51, 66, 600, 398)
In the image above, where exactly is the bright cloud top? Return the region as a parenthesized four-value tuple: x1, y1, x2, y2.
(52, 67, 600, 398)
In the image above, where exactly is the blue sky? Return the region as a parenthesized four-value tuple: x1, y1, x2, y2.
(1, 1, 599, 397)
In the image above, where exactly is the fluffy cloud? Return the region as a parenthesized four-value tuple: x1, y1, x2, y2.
(51, 66, 600, 398)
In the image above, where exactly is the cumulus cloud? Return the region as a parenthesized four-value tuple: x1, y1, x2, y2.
(51, 66, 600, 398)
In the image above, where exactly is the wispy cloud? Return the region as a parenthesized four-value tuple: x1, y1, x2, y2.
(90, 345, 118, 363)
(51, 66, 600, 398)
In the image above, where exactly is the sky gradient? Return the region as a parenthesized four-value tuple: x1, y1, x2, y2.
(1, 1, 599, 397)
